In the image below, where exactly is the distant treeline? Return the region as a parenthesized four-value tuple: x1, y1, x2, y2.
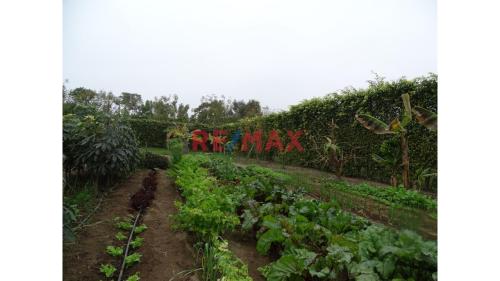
(63, 86, 270, 126)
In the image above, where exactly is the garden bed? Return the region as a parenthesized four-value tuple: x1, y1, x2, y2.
(63, 170, 196, 281)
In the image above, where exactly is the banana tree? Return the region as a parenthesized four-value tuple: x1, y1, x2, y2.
(356, 93, 437, 188)
(372, 137, 401, 187)
(306, 120, 358, 179)
(355, 94, 413, 188)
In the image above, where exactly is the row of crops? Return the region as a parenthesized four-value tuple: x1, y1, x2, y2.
(98, 170, 158, 281)
(170, 153, 437, 281)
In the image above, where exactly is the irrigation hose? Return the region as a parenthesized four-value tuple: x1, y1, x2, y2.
(117, 208, 143, 281)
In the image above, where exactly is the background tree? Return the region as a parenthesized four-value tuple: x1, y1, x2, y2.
(191, 95, 232, 126)
(68, 87, 98, 105)
(231, 99, 262, 119)
(150, 94, 189, 121)
(119, 92, 143, 116)
(139, 100, 154, 118)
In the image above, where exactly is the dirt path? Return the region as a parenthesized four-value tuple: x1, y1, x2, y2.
(63, 170, 196, 281)
(225, 232, 272, 281)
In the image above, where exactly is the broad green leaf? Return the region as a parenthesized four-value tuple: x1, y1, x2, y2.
(264, 255, 304, 281)
(256, 228, 285, 255)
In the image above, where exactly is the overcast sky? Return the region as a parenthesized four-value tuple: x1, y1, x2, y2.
(63, 0, 436, 112)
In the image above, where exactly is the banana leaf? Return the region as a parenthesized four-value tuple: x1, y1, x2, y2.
(401, 93, 412, 126)
(412, 106, 437, 131)
(355, 114, 393, 135)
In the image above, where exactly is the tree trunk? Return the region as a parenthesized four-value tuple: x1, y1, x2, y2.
(335, 162, 343, 179)
(401, 133, 410, 188)
(390, 175, 398, 187)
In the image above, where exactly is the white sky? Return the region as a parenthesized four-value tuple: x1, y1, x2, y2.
(63, 0, 436, 111)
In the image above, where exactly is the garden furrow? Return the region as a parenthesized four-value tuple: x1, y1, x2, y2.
(63, 170, 196, 281)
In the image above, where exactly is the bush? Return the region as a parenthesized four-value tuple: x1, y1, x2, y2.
(127, 118, 173, 147)
(141, 152, 169, 169)
(168, 138, 185, 164)
(63, 113, 141, 188)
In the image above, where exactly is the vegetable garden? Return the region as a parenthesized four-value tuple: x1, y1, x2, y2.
(63, 75, 438, 281)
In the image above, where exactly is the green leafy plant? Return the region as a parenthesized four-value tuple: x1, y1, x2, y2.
(414, 167, 437, 191)
(325, 181, 437, 212)
(63, 113, 141, 188)
(134, 224, 148, 234)
(125, 253, 142, 267)
(63, 201, 79, 241)
(372, 137, 402, 186)
(99, 263, 117, 278)
(115, 231, 127, 241)
(130, 237, 144, 249)
(125, 272, 141, 281)
(106, 245, 124, 257)
(116, 221, 133, 231)
(355, 93, 413, 188)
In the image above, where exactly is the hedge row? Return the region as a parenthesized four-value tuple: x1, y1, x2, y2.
(126, 118, 173, 147)
(127, 75, 437, 188)
(218, 75, 437, 187)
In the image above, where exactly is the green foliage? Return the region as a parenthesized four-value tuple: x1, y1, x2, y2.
(326, 181, 437, 213)
(134, 224, 148, 234)
(414, 167, 437, 192)
(351, 226, 437, 280)
(125, 253, 142, 267)
(216, 75, 438, 189)
(202, 239, 253, 281)
(168, 138, 185, 164)
(115, 231, 127, 241)
(125, 272, 141, 281)
(130, 237, 144, 249)
(141, 151, 169, 169)
(63, 201, 79, 241)
(372, 137, 402, 185)
(106, 245, 124, 257)
(99, 263, 117, 278)
(171, 154, 240, 239)
(202, 154, 436, 281)
(116, 220, 133, 231)
(127, 118, 173, 147)
(63, 113, 141, 187)
(260, 248, 317, 281)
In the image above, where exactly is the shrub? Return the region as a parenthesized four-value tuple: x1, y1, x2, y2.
(127, 118, 173, 147)
(63, 113, 141, 188)
(168, 138, 184, 164)
(141, 152, 169, 169)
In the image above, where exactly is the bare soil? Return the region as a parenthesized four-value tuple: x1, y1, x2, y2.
(63, 170, 197, 281)
(226, 232, 272, 281)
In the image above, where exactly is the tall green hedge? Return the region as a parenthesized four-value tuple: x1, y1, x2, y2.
(128, 75, 437, 188)
(218, 75, 437, 187)
(127, 118, 173, 147)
